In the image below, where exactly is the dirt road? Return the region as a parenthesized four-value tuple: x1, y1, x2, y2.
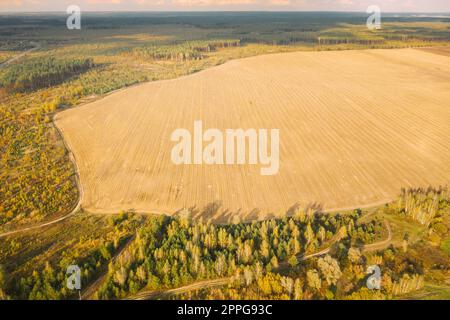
(81, 234, 137, 300)
(362, 220, 392, 252)
(129, 278, 231, 300)
(0, 42, 40, 69)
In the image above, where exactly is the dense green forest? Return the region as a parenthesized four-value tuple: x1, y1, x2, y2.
(0, 57, 94, 92)
(131, 40, 241, 61)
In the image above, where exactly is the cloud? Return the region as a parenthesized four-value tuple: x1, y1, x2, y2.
(336, 0, 353, 5)
(0, 0, 36, 8)
(270, 0, 290, 6)
(85, 0, 123, 4)
(403, 0, 418, 10)
(171, 0, 256, 6)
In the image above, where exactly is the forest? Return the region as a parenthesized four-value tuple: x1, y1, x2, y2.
(0, 57, 94, 93)
(130, 40, 241, 62)
(95, 208, 375, 299)
(0, 188, 448, 300)
(95, 188, 449, 300)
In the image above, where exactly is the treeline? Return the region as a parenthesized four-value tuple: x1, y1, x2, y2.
(239, 26, 450, 47)
(0, 57, 94, 93)
(192, 40, 241, 52)
(317, 37, 385, 45)
(238, 29, 385, 46)
(392, 187, 449, 247)
(95, 209, 383, 299)
(242, 37, 385, 46)
(131, 40, 240, 62)
(395, 187, 449, 226)
(384, 34, 450, 42)
(391, 274, 424, 295)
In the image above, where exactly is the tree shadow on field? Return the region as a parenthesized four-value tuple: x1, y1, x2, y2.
(188, 201, 264, 224)
(305, 202, 325, 213)
(283, 201, 325, 217)
(188, 200, 328, 224)
(189, 201, 223, 223)
(201, 201, 223, 220)
(286, 202, 301, 216)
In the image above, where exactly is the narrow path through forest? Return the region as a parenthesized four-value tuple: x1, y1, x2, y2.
(0, 42, 40, 69)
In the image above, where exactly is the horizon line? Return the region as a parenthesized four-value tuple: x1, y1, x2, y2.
(1, 10, 450, 14)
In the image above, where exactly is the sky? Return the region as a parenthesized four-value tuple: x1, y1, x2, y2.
(1, 0, 450, 12)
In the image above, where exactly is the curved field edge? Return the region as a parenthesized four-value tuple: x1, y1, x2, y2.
(56, 48, 450, 221)
(3, 43, 450, 232)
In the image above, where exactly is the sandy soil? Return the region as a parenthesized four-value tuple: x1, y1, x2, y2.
(55, 48, 450, 222)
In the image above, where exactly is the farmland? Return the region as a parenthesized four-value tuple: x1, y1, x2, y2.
(56, 48, 450, 221)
